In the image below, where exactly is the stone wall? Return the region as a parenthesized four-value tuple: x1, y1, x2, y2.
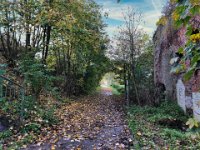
(153, 17, 179, 100)
(153, 14, 200, 120)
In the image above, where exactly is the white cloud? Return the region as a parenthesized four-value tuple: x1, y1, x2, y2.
(151, 0, 166, 13)
(100, 2, 129, 21)
(105, 24, 154, 38)
(138, 25, 154, 34)
(143, 11, 162, 31)
(105, 26, 119, 36)
(96, 0, 166, 37)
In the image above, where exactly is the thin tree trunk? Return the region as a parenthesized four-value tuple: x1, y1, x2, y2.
(5, 10, 11, 58)
(24, 0, 31, 51)
(0, 31, 6, 56)
(132, 73, 140, 106)
(44, 25, 51, 60)
(42, 26, 47, 59)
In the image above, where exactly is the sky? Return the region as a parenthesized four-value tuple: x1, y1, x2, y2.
(94, 0, 168, 37)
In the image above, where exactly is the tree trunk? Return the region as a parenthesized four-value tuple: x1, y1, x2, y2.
(42, 26, 47, 59)
(24, 0, 31, 51)
(44, 25, 51, 60)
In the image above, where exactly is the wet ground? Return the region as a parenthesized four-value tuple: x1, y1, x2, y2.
(24, 89, 133, 150)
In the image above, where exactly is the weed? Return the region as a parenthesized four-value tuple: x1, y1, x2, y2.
(0, 130, 12, 140)
(21, 123, 41, 133)
(128, 101, 198, 149)
(161, 128, 186, 140)
(39, 107, 58, 125)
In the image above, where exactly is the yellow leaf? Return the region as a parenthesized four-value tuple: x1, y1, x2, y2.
(51, 145, 56, 150)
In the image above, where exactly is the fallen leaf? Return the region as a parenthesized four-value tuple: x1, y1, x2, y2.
(137, 131, 142, 136)
(51, 144, 56, 150)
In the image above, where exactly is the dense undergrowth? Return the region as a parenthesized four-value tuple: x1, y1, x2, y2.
(0, 0, 110, 148)
(0, 60, 71, 149)
(128, 101, 200, 149)
(0, 96, 72, 149)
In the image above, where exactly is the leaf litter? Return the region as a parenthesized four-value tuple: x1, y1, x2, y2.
(22, 90, 133, 150)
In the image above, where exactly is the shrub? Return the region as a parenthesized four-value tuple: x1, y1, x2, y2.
(19, 57, 54, 100)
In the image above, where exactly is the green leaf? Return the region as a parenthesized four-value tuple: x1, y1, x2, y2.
(178, 47, 184, 54)
(190, 5, 200, 15)
(186, 25, 193, 36)
(183, 67, 195, 81)
(175, 19, 184, 27)
(182, 16, 191, 26)
(176, 5, 187, 14)
(191, 54, 200, 66)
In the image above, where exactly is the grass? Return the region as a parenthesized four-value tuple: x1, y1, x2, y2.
(128, 101, 200, 149)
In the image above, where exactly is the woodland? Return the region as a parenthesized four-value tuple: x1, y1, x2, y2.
(0, 0, 199, 149)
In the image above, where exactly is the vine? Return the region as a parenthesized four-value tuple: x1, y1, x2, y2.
(170, 0, 200, 81)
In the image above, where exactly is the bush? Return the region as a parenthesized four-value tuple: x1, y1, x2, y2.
(19, 57, 54, 100)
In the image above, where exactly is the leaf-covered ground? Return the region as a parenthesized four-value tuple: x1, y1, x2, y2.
(17, 89, 132, 150)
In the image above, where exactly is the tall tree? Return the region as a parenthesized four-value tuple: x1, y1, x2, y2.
(108, 7, 149, 106)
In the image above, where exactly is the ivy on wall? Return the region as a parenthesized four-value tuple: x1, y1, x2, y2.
(170, 0, 200, 81)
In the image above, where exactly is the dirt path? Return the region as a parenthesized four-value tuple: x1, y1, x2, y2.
(25, 90, 133, 150)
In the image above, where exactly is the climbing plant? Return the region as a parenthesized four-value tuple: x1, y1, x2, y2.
(170, 0, 200, 81)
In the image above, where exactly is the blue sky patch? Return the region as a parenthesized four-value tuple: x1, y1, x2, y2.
(95, 0, 167, 37)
